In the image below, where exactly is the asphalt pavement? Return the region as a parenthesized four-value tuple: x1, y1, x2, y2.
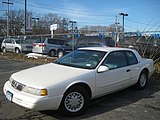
(0, 58, 160, 120)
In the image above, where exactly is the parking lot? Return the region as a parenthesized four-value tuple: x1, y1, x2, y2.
(0, 58, 160, 120)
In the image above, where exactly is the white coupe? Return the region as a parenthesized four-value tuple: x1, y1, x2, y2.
(3, 47, 154, 116)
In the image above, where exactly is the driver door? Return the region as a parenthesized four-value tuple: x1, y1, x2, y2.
(96, 51, 131, 96)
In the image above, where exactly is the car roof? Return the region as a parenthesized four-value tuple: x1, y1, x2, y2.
(78, 47, 135, 52)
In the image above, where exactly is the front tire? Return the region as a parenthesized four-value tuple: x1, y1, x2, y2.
(2, 47, 6, 53)
(49, 50, 55, 57)
(15, 48, 20, 54)
(59, 85, 89, 116)
(135, 71, 148, 90)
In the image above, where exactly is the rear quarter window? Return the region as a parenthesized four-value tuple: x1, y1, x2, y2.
(126, 51, 138, 65)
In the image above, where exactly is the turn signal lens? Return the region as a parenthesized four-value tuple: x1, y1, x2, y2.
(41, 89, 48, 96)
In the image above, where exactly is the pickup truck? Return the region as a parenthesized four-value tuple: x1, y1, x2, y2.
(3, 47, 154, 116)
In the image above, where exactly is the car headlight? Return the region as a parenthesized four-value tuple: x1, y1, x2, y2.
(22, 86, 48, 96)
(9, 77, 48, 96)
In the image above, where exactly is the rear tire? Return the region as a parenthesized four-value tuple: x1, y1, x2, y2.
(58, 50, 64, 58)
(59, 85, 89, 116)
(134, 71, 148, 90)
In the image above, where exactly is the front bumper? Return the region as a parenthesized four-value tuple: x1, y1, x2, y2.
(3, 81, 63, 111)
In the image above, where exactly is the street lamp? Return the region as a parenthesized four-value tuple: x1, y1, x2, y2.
(69, 20, 76, 51)
(119, 12, 128, 39)
(24, 0, 27, 35)
(32, 17, 39, 34)
(69, 21, 76, 33)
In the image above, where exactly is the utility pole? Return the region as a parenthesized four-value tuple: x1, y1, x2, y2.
(115, 15, 120, 43)
(24, 0, 27, 35)
(69, 20, 76, 51)
(119, 12, 128, 39)
(2, 0, 13, 37)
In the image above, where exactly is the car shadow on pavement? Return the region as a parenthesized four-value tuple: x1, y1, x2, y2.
(40, 76, 160, 120)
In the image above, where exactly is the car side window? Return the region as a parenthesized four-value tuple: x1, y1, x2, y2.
(126, 51, 138, 65)
(5, 39, 12, 43)
(48, 39, 56, 44)
(102, 51, 127, 70)
(48, 39, 64, 45)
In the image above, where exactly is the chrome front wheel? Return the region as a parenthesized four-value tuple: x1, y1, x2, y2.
(64, 92, 84, 113)
(60, 86, 89, 116)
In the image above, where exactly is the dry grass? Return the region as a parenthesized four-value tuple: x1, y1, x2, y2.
(154, 61, 160, 73)
(0, 52, 57, 64)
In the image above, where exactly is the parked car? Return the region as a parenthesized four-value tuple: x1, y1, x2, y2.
(0, 37, 4, 52)
(1, 38, 32, 53)
(56, 36, 116, 58)
(3, 47, 154, 116)
(32, 38, 67, 57)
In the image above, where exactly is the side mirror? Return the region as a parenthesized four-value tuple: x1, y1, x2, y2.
(97, 65, 109, 73)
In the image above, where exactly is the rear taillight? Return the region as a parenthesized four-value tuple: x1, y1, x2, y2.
(39, 43, 46, 47)
(33, 43, 36, 46)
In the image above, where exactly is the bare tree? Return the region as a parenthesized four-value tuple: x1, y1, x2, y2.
(1, 10, 70, 36)
(1, 9, 24, 36)
(32, 13, 70, 34)
(9, 9, 24, 35)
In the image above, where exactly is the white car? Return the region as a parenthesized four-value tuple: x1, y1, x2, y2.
(3, 47, 154, 116)
(1, 38, 32, 53)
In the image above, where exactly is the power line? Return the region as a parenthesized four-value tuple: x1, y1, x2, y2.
(13, 0, 114, 17)
(126, 18, 160, 27)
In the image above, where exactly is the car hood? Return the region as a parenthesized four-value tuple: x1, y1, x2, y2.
(11, 63, 94, 88)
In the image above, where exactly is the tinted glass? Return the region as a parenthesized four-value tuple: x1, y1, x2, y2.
(48, 39, 64, 45)
(126, 51, 138, 65)
(102, 51, 127, 69)
(34, 39, 45, 43)
(5, 39, 12, 43)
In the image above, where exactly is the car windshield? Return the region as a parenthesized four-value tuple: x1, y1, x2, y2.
(55, 50, 106, 69)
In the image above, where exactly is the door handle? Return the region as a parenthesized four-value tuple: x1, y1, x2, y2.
(126, 69, 131, 72)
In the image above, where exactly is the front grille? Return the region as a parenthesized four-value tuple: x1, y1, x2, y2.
(11, 80, 25, 91)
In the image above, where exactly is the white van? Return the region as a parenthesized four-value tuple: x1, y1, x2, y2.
(32, 38, 66, 57)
